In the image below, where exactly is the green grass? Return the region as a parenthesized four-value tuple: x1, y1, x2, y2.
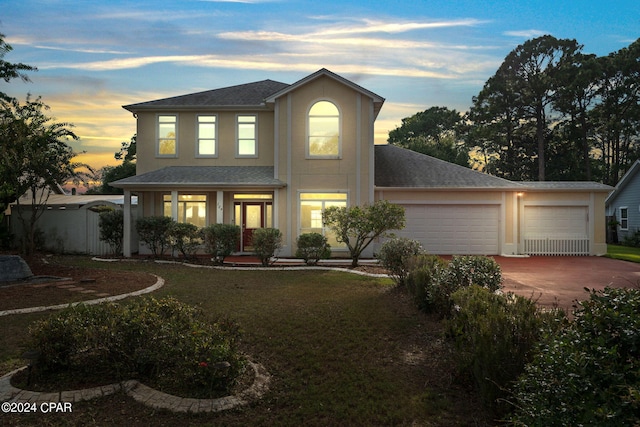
(606, 244, 640, 263)
(0, 257, 491, 426)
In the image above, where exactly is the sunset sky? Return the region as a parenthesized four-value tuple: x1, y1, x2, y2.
(2, 0, 638, 172)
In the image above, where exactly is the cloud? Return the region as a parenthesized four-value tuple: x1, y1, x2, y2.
(218, 17, 487, 41)
(503, 30, 548, 38)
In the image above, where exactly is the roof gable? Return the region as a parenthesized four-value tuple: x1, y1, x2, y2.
(264, 68, 385, 118)
(606, 159, 640, 205)
(123, 80, 290, 112)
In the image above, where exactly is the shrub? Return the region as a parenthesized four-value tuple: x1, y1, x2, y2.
(623, 228, 640, 247)
(405, 255, 503, 316)
(169, 222, 202, 260)
(202, 223, 241, 264)
(446, 286, 564, 413)
(376, 238, 424, 285)
(445, 255, 503, 292)
(28, 297, 244, 398)
(252, 228, 282, 266)
(405, 254, 448, 313)
(136, 216, 173, 257)
(510, 287, 640, 426)
(99, 209, 124, 256)
(295, 232, 331, 265)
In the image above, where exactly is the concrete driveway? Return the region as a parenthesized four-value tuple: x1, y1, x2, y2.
(498, 256, 640, 311)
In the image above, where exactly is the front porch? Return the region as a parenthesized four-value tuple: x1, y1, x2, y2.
(111, 165, 286, 257)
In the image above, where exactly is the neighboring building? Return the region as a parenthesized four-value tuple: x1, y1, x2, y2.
(606, 159, 640, 243)
(113, 68, 612, 257)
(10, 193, 138, 255)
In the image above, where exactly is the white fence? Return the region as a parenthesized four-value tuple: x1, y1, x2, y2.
(523, 235, 590, 256)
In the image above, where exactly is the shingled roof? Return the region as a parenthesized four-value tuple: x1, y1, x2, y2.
(111, 166, 286, 189)
(375, 144, 521, 189)
(123, 80, 290, 112)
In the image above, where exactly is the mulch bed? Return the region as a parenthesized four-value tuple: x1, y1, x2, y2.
(0, 257, 157, 311)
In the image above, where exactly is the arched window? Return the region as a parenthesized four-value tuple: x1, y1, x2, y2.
(308, 101, 340, 157)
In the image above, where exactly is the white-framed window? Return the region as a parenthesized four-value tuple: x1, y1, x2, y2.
(308, 100, 340, 158)
(620, 207, 628, 230)
(197, 115, 217, 157)
(237, 115, 257, 157)
(163, 194, 207, 228)
(299, 192, 348, 248)
(157, 115, 177, 157)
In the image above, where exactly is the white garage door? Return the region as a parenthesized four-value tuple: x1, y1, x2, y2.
(523, 206, 589, 255)
(398, 204, 500, 255)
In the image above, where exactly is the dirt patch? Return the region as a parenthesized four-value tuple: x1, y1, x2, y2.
(0, 257, 157, 311)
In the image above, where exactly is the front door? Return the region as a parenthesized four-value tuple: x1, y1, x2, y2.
(242, 202, 263, 251)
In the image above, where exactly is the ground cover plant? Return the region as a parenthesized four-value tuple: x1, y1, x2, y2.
(0, 256, 491, 426)
(19, 297, 243, 399)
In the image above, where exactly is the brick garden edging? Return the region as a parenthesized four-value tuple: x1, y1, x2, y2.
(0, 274, 164, 317)
(0, 359, 271, 413)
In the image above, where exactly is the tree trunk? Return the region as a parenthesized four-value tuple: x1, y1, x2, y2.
(537, 109, 546, 181)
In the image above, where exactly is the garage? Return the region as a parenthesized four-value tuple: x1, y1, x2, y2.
(375, 144, 612, 257)
(523, 206, 589, 255)
(398, 204, 500, 255)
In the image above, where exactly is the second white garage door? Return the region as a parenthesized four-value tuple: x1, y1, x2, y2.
(523, 206, 589, 255)
(398, 204, 500, 255)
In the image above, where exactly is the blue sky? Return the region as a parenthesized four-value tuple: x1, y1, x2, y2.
(2, 0, 638, 170)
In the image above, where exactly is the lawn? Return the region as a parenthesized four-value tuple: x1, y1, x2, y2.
(606, 244, 640, 263)
(0, 257, 491, 426)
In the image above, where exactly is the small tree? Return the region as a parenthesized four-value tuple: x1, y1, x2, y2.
(252, 228, 282, 266)
(98, 209, 124, 256)
(323, 200, 405, 267)
(1, 96, 88, 256)
(136, 216, 173, 258)
(295, 232, 331, 265)
(202, 223, 240, 264)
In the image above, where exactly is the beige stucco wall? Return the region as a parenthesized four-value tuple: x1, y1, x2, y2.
(273, 75, 376, 255)
(135, 110, 275, 174)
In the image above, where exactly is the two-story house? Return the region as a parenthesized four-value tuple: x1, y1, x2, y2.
(113, 68, 612, 258)
(113, 68, 382, 257)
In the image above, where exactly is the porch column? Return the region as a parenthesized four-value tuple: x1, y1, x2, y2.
(123, 190, 132, 257)
(171, 190, 178, 221)
(216, 190, 224, 223)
